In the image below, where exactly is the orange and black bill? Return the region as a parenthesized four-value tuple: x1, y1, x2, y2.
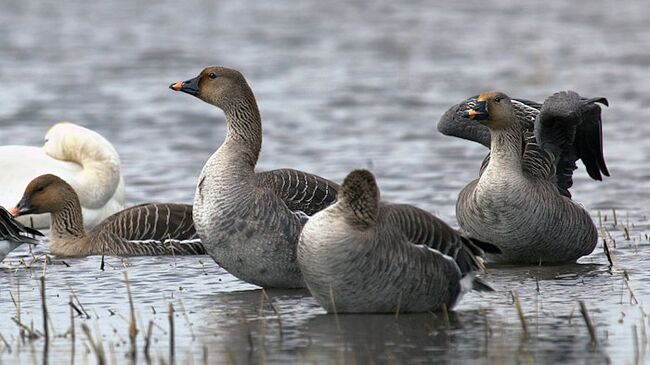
(11, 198, 32, 217)
(463, 101, 489, 120)
(169, 75, 200, 96)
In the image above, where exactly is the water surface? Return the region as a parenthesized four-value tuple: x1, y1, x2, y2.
(0, 0, 649, 363)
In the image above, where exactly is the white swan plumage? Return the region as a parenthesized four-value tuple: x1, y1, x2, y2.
(0, 122, 126, 229)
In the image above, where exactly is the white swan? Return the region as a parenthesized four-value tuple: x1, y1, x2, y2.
(0, 122, 126, 229)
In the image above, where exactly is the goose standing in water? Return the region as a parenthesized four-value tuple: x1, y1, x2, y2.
(298, 170, 497, 313)
(170, 66, 338, 288)
(451, 91, 608, 264)
(12, 174, 203, 257)
(0, 122, 126, 229)
(0, 206, 43, 263)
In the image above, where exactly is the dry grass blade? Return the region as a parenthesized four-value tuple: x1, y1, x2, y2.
(81, 323, 106, 365)
(511, 291, 529, 340)
(169, 302, 175, 364)
(578, 300, 598, 346)
(124, 272, 138, 361)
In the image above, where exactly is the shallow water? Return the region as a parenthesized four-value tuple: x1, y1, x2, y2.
(1, 0, 650, 363)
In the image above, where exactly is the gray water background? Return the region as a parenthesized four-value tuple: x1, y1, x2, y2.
(1, 0, 649, 363)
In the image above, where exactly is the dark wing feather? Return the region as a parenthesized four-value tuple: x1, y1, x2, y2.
(0, 207, 43, 244)
(258, 169, 339, 216)
(535, 91, 610, 194)
(382, 204, 498, 275)
(574, 97, 610, 180)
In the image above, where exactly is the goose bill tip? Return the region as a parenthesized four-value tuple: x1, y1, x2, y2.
(9, 207, 19, 217)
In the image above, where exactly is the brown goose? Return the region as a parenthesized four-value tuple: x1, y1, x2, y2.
(11, 174, 204, 257)
(170, 66, 339, 288)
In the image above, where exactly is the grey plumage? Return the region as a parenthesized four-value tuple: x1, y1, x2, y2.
(453, 91, 604, 264)
(172, 66, 338, 288)
(438, 93, 609, 198)
(298, 169, 494, 314)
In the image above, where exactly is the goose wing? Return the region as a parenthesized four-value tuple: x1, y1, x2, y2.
(0, 206, 42, 244)
(534, 91, 610, 196)
(91, 203, 204, 256)
(258, 169, 339, 217)
(381, 204, 498, 275)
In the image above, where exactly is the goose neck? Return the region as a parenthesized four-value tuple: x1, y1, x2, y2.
(221, 97, 263, 168)
(49, 200, 86, 244)
(488, 124, 524, 171)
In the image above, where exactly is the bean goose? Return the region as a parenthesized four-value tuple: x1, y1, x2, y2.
(0, 206, 43, 262)
(11, 174, 203, 257)
(298, 170, 498, 313)
(437, 93, 609, 198)
(454, 91, 608, 264)
(170, 66, 338, 288)
(0, 122, 126, 229)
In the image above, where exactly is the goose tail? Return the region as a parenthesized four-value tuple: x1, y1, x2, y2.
(460, 274, 494, 293)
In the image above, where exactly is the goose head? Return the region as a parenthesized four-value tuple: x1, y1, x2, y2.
(170, 66, 252, 110)
(464, 91, 516, 130)
(11, 174, 78, 217)
(338, 169, 380, 226)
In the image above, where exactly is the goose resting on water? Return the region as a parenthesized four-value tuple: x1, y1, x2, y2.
(11, 174, 203, 257)
(447, 91, 608, 264)
(298, 170, 498, 313)
(0, 122, 126, 230)
(0, 206, 43, 263)
(170, 66, 339, 288)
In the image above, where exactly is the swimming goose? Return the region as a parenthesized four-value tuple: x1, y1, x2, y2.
(437, 93, 609, 198)
(0, 206, 43, 263)
(0, 122, 126, 229)
(11, 174, 203, 257)
(298, 170, 497, 313)
(455, 91, 607, 264)
(170, 66, 339, 288)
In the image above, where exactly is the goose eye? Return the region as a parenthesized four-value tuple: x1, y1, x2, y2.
(495, 96, 502, 103)
(208, 72, 217, 79)
(36, 187, 45, 193)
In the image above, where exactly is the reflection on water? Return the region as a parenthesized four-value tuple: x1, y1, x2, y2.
(1, 0, 650, 363)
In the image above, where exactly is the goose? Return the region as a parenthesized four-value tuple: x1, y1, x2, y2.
(0, 122, 126, 230)
(453, 91, 608, 264)
(0, 206, 43, 263)
(170, 66, 339, 288)
(11, 174, 203, 257)
(437, 93, 609, 198)
(298, 169, 498, 313)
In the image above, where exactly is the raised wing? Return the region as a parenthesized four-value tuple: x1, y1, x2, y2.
(535, 91, 610, 196)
